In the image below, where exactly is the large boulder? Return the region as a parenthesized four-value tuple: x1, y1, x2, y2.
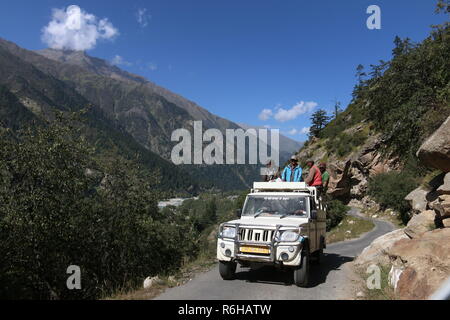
(404, 210, 437, 239)
(327, 160, 352, 198)
(354, 229, 409, 266)
(433, 194, 450, 221)
(437, 173, 450, 195)
(388, 228, 450, 300)
(417, 116, 450, 173)
(404, 187, 429, 214)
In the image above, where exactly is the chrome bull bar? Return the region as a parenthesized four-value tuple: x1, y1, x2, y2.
(221, 222, 301, 263)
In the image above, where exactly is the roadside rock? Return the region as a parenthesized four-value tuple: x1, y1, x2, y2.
(327, 161, 352, 198)
(404, 187, 429, 214)
(388, 228, 450, 299)
(433, 195, 450, 220)
(207, 229, 218, 241)
(143, 276, 164, 289)
(298, 131, 400, 202)
(355, 229, 408, 266)
(404, 210, 437, 239)
(388, 265, 404, 290)
(417, 116, 450, 173)
(437, 173, 450, 195)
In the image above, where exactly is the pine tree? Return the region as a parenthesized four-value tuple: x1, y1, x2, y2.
(309, 109, 331, 138)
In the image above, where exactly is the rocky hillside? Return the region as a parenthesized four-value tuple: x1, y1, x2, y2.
(295, 22, 449, 212)
(294, 18, 450, 299)
(355, 116, 450, 299)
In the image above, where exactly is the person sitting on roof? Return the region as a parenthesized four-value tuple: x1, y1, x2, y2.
(281, 156, 303, 182)
(319, 162, 330, 192)
(304, 160, 322, 187)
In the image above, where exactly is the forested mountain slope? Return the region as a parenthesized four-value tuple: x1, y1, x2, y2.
(296, 22, 449, 220)
(0, 38, 264, 191)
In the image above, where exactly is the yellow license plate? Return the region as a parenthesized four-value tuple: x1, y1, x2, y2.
(240, 246, 270, 254)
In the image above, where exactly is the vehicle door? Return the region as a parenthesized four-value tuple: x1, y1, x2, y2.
(309, 197, 318, 252)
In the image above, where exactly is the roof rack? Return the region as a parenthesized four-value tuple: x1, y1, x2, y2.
(251, 182, 323, 209)
(253, 182, 312, 193)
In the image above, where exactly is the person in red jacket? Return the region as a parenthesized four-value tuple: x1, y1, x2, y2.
(304, 160, 322, 187)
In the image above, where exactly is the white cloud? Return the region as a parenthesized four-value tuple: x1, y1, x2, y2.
(301, 127, 311, 135)
(136, 8, 151, 28)
(42, 5, 119, 51)
(111, 55, 132, 66)
(259, 109, 273, 121)
(274, 101, 318, 122)
(286, 127, 310, 136)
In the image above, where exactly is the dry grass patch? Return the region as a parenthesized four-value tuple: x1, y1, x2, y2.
(327, 215, 375, 244)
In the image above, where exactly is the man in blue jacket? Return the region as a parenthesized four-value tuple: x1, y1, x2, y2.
(282, 156, 303, 182)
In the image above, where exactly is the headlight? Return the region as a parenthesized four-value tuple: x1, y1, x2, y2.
(279, 231, 300, 242)
(221, 226, 236, 239)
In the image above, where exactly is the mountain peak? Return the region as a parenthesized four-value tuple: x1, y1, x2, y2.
(37, 48, 88, 63)
(35, 48, 148, 84)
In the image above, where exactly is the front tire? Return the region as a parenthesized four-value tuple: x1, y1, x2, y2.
(312, 248, 323, 265)
(219, 261, 237, 280)
(294, 246, 310, 287)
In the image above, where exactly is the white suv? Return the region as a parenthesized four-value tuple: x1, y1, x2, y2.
(217, 182, 327, 287)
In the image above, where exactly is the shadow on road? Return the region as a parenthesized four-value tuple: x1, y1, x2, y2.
(309, 253, 353, 287)
(234, 253, 353, 288)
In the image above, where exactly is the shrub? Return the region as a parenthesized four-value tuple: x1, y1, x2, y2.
(324, 130, 368, 158)
(326, 200, 349, 231)
(367, 171, 418, 224)
(0, 116, 200, 299)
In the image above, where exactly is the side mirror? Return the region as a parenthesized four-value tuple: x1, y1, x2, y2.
(236, 209, 242, 218)
(311, 210, 317, 220)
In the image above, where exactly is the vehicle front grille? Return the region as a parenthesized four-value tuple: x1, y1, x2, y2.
(238, 228, 274, 243)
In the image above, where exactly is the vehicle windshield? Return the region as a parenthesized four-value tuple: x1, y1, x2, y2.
(242, 195, 308, 218)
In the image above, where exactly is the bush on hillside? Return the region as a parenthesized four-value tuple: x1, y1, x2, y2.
(355, 24, 450, 158)
(326, 200, 349, 231)
(367, 171, 418, 224)
(324, 130, 368, 158)
(0, 115, 200, 299)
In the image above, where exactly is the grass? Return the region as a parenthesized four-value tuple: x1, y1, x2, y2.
(107, 225, 219, 300)
(356, 264, 396, 300)
(327, 215, 375, 244)
(361, 206, 404, 228)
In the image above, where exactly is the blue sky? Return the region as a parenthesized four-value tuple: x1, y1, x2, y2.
(0, 0, 447, 141)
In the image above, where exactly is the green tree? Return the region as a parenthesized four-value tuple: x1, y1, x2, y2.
(368, 172, 418, 224)
(309, 109, 331, 138)
(435, 0, 450, 14)
(0, 113, 200, 299)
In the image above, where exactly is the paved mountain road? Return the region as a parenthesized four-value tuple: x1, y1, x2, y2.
(155, 208, 395, 300)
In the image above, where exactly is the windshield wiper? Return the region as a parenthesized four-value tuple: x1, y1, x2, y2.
(254, 211, 266, 218)
(280, 212, 300, 219)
